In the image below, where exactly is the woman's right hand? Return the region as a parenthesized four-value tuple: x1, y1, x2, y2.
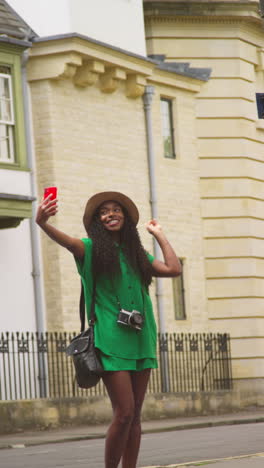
(35, 194, 58, 226)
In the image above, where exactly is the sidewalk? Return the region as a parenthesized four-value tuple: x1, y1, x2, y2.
(0, 407, 263, 451)
(143, 452, 264, 468)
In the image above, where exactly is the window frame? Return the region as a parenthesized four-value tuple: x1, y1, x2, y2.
(256, 93, 264, 119)
(172, 259, 186, 320)
(160, 97, 176, 159)
(0, 48, 27, 171)
(0, 71, 16, 163)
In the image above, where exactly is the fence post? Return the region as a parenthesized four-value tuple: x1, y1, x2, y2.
(37, 332, 48, 398)
(159, 333, 170, 393)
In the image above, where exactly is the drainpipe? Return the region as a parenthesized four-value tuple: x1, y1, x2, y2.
(143, 85, 170, 392)
(21, 49, 48, 397)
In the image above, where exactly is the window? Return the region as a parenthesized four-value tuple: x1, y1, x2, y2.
(256, 93, 264, 119)
(0, 66, 15, 163)
(172, 260, 186, 320)
(160, 97, 175, 158)
(0, 50, 27, 170)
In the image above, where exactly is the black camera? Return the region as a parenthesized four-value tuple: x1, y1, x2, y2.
(117, 309, 144, 331)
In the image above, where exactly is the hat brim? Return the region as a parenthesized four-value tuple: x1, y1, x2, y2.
(83, 191, 139, 231)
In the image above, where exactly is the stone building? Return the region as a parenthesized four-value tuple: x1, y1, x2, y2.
(27, 34, 209, 335)
(144, 0, 264, 399)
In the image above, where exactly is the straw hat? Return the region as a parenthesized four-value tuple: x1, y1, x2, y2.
(83, 191, 139, 230)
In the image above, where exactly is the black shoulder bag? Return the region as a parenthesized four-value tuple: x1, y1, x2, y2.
(65, 281, 104, 388)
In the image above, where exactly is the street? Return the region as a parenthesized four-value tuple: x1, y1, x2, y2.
(0, 422, 263, 467)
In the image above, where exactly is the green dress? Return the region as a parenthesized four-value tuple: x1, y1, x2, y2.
(75, 238, 158, 371)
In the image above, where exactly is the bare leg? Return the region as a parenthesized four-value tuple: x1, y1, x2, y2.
(103, 371, 135, 468)
(122, 369, 151, 468)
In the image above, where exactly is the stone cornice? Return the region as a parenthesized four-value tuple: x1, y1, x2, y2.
(144, 1, 262, 24)
(145, 16, 261, 25)
(148, 68, 203, 92)
(32, 33, 152, 65)
(27, 35, 208, 97)
(28, 36, 153, 97)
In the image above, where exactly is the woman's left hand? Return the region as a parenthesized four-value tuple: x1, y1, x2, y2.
(146, 219, 182, 277)
(146, 219, 163, 236)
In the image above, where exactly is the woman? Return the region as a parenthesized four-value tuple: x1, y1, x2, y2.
(36, 190, 181, 468)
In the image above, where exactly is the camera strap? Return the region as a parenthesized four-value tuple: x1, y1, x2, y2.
(80, 279, 97, 332)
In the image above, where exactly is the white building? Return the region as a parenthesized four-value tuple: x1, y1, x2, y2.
(7, 0, 146, 56)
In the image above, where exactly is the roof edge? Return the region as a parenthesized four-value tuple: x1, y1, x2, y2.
(149, 55, 211, 81)
(32, 32, 153, 64)
(0, 35, 32, 48)
(32, 32, 211, 82)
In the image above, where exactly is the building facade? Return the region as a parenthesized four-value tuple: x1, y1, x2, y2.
(144, 0, 264, 396)
(1, 0, 210, 339)
(27, 34, 209, 334)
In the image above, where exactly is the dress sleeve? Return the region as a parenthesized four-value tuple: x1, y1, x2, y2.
(74, 238, 93, 277)
(146, 251, 155, 264)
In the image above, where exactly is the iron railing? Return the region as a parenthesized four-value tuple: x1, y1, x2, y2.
(0, 332, 232, 401)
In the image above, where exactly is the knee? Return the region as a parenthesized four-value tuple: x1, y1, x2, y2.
(130, 404, 142, 427)
(115, 404, 135, 428)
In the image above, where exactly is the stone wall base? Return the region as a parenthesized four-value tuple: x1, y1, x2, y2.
(1, 379, 264, 434)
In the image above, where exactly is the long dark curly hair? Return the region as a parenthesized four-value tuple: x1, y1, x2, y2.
(87, 207, 153, 287)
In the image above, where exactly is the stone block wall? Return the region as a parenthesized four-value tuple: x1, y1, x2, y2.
(29, 36, 208, 334)
(144, 0, 264, 382)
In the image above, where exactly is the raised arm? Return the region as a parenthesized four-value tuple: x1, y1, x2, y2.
(35, 195, 84, 260)
(146, 219, 182, 278)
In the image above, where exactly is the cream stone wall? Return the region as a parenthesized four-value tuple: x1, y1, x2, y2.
(28, 36, 208, 334)
(144, 1, 264, 383)
(148, 83, 208, 332)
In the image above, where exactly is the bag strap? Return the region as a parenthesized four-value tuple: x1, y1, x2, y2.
(79, 280, 97, 332)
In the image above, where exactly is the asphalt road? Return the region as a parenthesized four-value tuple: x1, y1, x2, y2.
(0, 422, 263, 467)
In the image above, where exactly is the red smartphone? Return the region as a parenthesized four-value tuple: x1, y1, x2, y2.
(44, 186, 57, 201)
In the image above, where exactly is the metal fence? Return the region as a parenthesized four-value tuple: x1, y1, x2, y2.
(0, 332, 232, 400)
